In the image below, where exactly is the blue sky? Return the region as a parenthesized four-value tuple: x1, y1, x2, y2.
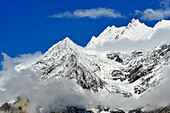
(0, 0, 170, 65)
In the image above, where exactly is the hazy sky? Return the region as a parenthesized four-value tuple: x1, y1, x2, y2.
(0, 0, 170, 66)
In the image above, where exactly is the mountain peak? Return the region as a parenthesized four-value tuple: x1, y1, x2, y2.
(62, 37, 72, 43)
(154, 19, 170, 29)
(44, 37, 78, 57)
(59, 37, 78, 49)
(86, 18, 154, 48)
(131, 18, 139, 23)
(127, 18, 141, 28)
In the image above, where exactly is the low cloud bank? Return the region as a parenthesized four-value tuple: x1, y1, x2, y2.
(91, 27, 170, 53)
(0, 51, 170, 112)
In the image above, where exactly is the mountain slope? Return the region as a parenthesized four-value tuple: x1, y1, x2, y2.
(15, 33, 170, 98)
(14, 19, 170, 97)
(1, 19, 170, 113)
(87, 19, 153, 48)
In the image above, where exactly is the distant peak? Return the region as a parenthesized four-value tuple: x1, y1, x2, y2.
(106, 26, 111, 30)
(61, 37, 75, 45)
(126, 18, 147, 29)
(111, 25, 116, 29)
(154, 19, 170, 29)
(131, 18, 139, 23)
(131, 18, 135, 22)
(128, 18, 140, 25)
(63, 37, 71, 42)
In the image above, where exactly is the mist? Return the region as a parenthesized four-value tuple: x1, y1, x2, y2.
(0, 51, 170, 112)
(91, 28, 170, 53)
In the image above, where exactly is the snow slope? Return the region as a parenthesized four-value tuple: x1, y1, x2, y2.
(86, 19, 170, 50)
(13, 19, 170, 98)
(0, 19, 170, 113)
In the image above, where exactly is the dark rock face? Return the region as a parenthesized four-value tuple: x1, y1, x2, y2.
(111, 70, 126, 82)
(29, 39, 169, 96)
(0, 94, 29, 113)
(132, 50, 143, 57)
(109, 44, 170, 82)
(128, 106, 170, 113)
(110, 109, 125, 113)
(95, 105, 110, 112)
(130, 44, 170, 94)
(30, 38, 107, 92)
(52, 106, 125, 113)
(0, 103, 11, 112)
(128, 109, 145, 113)
(107, 53, 123, 63)
(35, 54, 105, 92)
(32, 39, 106, 92)
(108, 44, 170, 94)
(128, 44, 170, 83)
(155, 106, 170, 113)
(52, 106, 93, 113)
(94, 105, 125, 113)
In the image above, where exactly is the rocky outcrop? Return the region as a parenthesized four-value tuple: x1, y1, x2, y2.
(128, 106, 170, 113)
(107, 53, 123, 63)
(158, 106, 170, 113)
(0, 94, 29, 113)
(52, 106, 93, 113)
(127, 44, 170, 83)
(1, 95, 170, 113)
(107, 44, 170, 95)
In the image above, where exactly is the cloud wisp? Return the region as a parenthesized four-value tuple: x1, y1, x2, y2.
(135, 0, 170, 21)
(49, 8, 124, 19)
(135, 8, 170, 21)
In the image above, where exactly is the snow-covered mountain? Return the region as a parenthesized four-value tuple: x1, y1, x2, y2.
(87, 19, 170, 48)
(0, 19, 170, 113)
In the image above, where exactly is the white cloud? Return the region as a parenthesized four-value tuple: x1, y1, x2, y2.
(135, 0, 170, 21)
(49, 11, 73, 18)
(160, 0, 170, 8)
(1, 52, 42, 70)
(0, 52, 42, 105)
(141, 8, 170, 21)
(134, 10, 141, 15)
(49, 8, 124, 19)
(0, 49, 170, 112)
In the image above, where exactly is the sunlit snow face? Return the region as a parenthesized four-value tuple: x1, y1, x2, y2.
(0, 19, 170, 112)
(87, 20, 170, 53)
(0, 48, 170, 112)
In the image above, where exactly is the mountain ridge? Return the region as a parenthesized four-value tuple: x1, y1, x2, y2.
(0, 19, 170, 113)
(14, 19, 170, 98)
(86, 19, 170, 48)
